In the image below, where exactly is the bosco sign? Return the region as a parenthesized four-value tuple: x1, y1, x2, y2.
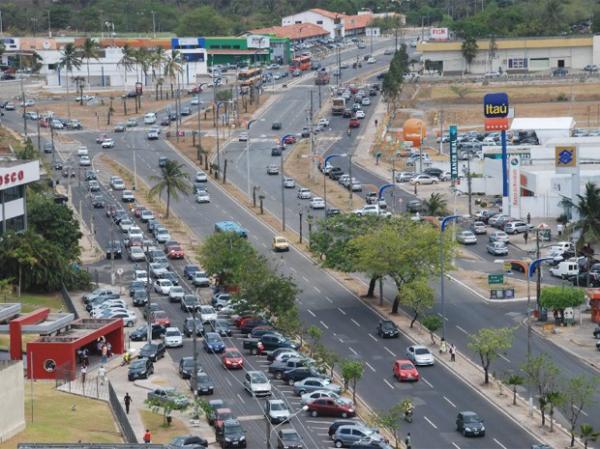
(0, 170, 24, 187)
(483, 92, 509, 118)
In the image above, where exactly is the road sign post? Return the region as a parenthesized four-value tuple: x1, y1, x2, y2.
(488, 273, 504, 285)
(449, 125, 458, 182)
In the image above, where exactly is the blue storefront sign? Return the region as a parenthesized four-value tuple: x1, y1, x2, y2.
(483, 92, 509, 118)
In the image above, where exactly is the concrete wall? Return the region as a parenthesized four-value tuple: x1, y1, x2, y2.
(0, 360, 25, 443)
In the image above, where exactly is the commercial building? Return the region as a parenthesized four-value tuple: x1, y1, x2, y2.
(417, 35, 600, 75)
(0, 159, 40, 236)
(0, 361, 25, 443)
(281, 8, 384, 40)
(250, 23, 330, 44)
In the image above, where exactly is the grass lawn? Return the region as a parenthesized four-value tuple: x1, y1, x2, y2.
(139, 410, 187, 444)
(0, 382, 122, 449)
(10, 292, 67, 313)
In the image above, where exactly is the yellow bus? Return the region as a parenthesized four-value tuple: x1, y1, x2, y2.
(238, 68, 262, 87)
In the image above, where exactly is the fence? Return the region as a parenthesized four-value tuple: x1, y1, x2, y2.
(60, 284, 79, 319)
(108, 382, 138, 444)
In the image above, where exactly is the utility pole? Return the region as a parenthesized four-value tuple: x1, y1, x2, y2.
(192, 308, 198, 394)
(309, 91, 315, 181)
(466, 155, 472, 216)
(150, 10, 157, 38)
(36, 110, 41, 151)
(280, 147, 286, 231)
(21, 78, 28, 137)
(536, 231, 541, 308)
(145, 243, 152, 343)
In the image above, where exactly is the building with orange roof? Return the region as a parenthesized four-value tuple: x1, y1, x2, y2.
(249, 23, 329, 43)
(282, 8, 377, 40)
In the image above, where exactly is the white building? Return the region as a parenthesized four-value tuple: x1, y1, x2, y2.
(282, 8, 376, 40)
(0, 159, 40, 235)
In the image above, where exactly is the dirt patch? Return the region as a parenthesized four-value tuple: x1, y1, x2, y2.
(167, 135, 217, 170)
(0, 126, 24, 154)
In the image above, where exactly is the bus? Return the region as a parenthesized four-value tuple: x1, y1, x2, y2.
(214, 221, 248, 238)
(238, 68, 262, 87)
(289, 55, 311, 72)
(315, 69, 330, 85)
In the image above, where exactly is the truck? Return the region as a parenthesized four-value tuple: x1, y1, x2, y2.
(332, 97, 346, 115)
(315, 69, 330, 85)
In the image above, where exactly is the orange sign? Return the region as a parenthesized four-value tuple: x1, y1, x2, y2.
(484, 118, 509, 131)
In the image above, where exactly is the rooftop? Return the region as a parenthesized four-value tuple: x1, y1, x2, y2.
(343, 13, 373, 30)
(309, 8, 344, 19)
(510, 117, 575, 131)
(250, 23, 329, 40)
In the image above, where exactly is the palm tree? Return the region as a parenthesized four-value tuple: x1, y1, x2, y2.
(423, 192, 448, 216)
(579, 423, 600, 449)
(151, 46, 167, 84)
(506, 374, 524, 406)
(134, 47, 152, 86)
(461, 36, 478, 73)
(563, 182, 600, 247)
(80, 37, 100, 90)
(163, 50, 183, 97)
(58, 43, 83, 119)
(118, 44, 136, 87)
(149, 160, 191, 219)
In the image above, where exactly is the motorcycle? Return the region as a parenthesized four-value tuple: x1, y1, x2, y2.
(404, 408, 414, 423)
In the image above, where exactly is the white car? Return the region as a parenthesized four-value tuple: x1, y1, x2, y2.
(101, 138, 115, 148)
(155, 228, 171, 243)
(121, 190, 135, 203)
(195, 171, 208, 182)
(150, 262, 169, 278)
(301, 390, 353, 406)
(406, 345, 434, 366)
(127, 226, 143, 240)
(168, 286, 185, 302)
(119, 219, 134, 232)
(192, 271, 210, 287)
(355, 110, 366, 119)
(97, 309, 136, 326)
(266, 399, 290, 424)
(111, 178, 125, 190)
(353, 205, 391, 217)
(140, 210, 154, 222)
(310, 197, 325, 209)
(154, 278, 174, 295)
(395, 172, 414, 183)
(196, 192, 210, 203)
(361, 97, 371, 106)
(410, 174, 438, 185)
(163, 327, 183, 348)
(79, 155, 91, 166)
(297, 188, 312, 199)
(77, 146, 89, 156)
(367, 57, 376, 64)
(244, 370, 272, 397)
(190, 96, 201, 106)
(283, 177, 296, 188)
(239, 132, 249, 142)
(318, 118, 330, 127)
(456, 230, 477, 245)
(199, 305, 217, 323)
(129, 246, 146, 262)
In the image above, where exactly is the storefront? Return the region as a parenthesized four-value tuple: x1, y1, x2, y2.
(0, 159, 40, 236)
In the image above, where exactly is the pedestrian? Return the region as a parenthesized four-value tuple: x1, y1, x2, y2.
(374, 119, 378, 127)
(98, 365, 106, 385)
(557, 223, 564, 237)
(404, 432, 412, 449)
(439, 338, 447, 354)
(82, 348, 89, 366)
(124, 393, 132, 414)
(524, 231, 528, 244)
(450, 344, 456, 362)
(80, 365, 87, 385)
(143, 429, 152, 444)
(527, 212, 531, 224)
(101, 344, 108, 364)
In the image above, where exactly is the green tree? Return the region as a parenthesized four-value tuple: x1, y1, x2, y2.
(579, 423, 600, 449)
(461, 36, 478, 73)
(539, 286, 585, 317)
(562, 182, 600, 252)
(176, 6, 232, 36)
(134, 47, 152, 85)
(341, 359, 364, 404)
(506, 374, 524, 406)
(305, 325, 322, 356)
(399, 278, 434, 328)
(371, 403, 405, 449)
(58, 43, 82, 119)
(315, 344, 340, 379)
(80, 37, 100, 89)
(559, 375, 598, 446)
(149, 159, 191, 218)
(593, 7, 600, 34)
(163, 50, 183, 97)
(421, 314, 442, 344)
(522, 354, 560, 427)
(467, 327, 513, 384)
(196, 231, 256, 287)
(449, 84, 473, 99)
(145, 394, 189, 426)
(546, 390, 563, 432)
(16, 138, 39, 160)
(423, 192, 448, 216)
(118, 44, 137, 86)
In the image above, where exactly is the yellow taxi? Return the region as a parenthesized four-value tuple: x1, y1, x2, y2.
(272, 236, 290, 252)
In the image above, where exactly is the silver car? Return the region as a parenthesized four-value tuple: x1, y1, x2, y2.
(486, 241, 508, 256)
(293, 377, 341, 396)
(457, 230, 477, 245)
(406, 345, 434, 366)
(489, 230, 509, 243)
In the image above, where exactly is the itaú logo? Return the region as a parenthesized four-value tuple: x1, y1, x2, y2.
(0, 170, 25, 186)
(483, 93, 509, 118)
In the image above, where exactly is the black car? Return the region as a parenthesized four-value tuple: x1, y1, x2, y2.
(593, 326, 600, 339)
(456, 411, 485, 437)
(183, 317, 204, 337)
(217, 419, 246, 448)
(106, 240, 123, 259)
(261, 333, 299, 351)
(278, 428, 303, 449)
(92, 195, 105, 208)
(184, 264, 200, 279)
(181, 295, 201, 312)
(128, 358, 154, 380)
(267, 347, 298, 362)
(129, 280, 145, 296)
(85, 170, 97, 181)
(139, 342, 167, 362)
(240, 318, 269, 334)
(272, 122, 282, 130)
(194, 372, 215, 395)
(213, 318, 232, 337)
(132, 289, 149, 307)
(281, 366, 322, 384)
(179, 356, 201, 379)
(129, 324, 166, 341)
(301, 127, 310, 138)
(329, 167, 343, 180)
(160, 118, 170, 126)
(43, 142, 54, 153)
(271, 147, 282, 156)
(376, 320, 399, 338)
(169, 435, 208, 449)
(328, 420, 359, 439)
(342, 109, 352, 118)
(159, 156, 168, 167)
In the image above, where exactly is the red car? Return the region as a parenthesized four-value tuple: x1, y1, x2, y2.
(167, 245, 184, 259)
(349, 86, 359, 94)
(306, 398, 355, 418)
(283, 135, 297, 145)
(349, 118, 360, 128)
(213, 407, 234, 432)
(150, 310, 171, 327)
(189, 85, 203, 94)
(234, 315, 255, 328)
(393, 359, 420, 382)
(133, 206, 146, 218)
(222, 348, 244, 369)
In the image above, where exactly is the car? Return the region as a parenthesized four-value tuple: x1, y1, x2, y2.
(192, 271, 210, 287)
(114, 123, 126, 133)
(239, 132, 249, 142)
(349, 118, 360, 128)
(199, 305, 218, 323)
(259, 333, 299, 351)
(271, 146, 282, 156)
(456, 411, 485, 437)
(126, 118, 138, 127)
(267, 164, 280, 175)
(457, 230, 477, 245)
(121, 190, 135, 203)
(106, 240, 123, 259)
(326, 207, 341, 217)
(283, 135, 297, 145)
(471, 221, 487, 234)
(169, 435, 208, 449)
(487, 241, 508, 256)
(217, 419, 246, 448)
(318, 118, 330, 127)
(181, 295, 201, 313)
(91, 195, 105, 208)
(4, 102, 15, 110)
(552, 67, 568, 77)
(213, 407, 235, 434)
(128, 246, 145, 262)
(111, 177, 125, 190)
(282, 366, 323, 384)
(42, 142, 54, 154)
(153, 278, 174, 296)
(244, 370, 272, 397)
(158, 156, 168, 167)
(139, 342, 166, 362)
(277, 428, 303, 449)
(196, 191, 211, 203)
(168, 286, 185, 303)
(366, 57, 376, 64)
(300, 390, 353, 406)
(393, 359, 420, 382)
(504, 221, 529, 234)
(265, 399, 290, 424)
(213, 319, 232, 337)
(180, 107, 192, 116)
(334, 424, 381, 448)
(78, 155, 91, 167)
(307, 398, 355, 418)
(183, 317, 203, 338)
(272, 121, 282, 130)
(212, 292, 231, 308)
(489, 230, 509, 243)
(128, 358, 154, 381)
(140, 210, 154, 222)
(101, 138, 115, 149)
(283, 177, 295, 188)
(155, 228, 171, 243)
(273, 236, 290, 252)
(310, 197, 325, 209)
(88, 180, 101, 192)
(147, 388, 189, 408)
(204, 332, 226, 353)
(178, 356, 200, 379)
(297, 188, 311, 199)
(294, 377, 341, 396)
(353, 205, 391, 218)
(184, 264, 200, 279)
(131, 289, 148, 307)
(584, 64, 599, 72)
(166, 245, 185, 259)
(355, 110, 366, 119)
(350, 181, 362, 192)
(147, 130, 159, 140)
(377, 320, 399, 338)
(195, 171, 208, 182)
(410, 174, 438, 185)
(150, 310, 171, 327)
(406, 345, 434, 366)
(194, 372, 215, 395)
(129, 324, 165, 341)
(361, 97, 371, 106)
(222, 347, 244, 369)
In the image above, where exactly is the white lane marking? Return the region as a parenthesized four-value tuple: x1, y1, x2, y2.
(422, 377, 434, 388)
(236, 393, 246, 404)
(498, 353, 511, 363)
(451, 443, 462, 449)
(302, 275, 309, 283)
(581, 410, 589, 417)
(306, 420, 334, 425)
(383, 378, 395, 389)
(456, 325, 469, 335)
(368, 333, 378, 342)
(365, 362, 376, 372)
(349, 347, 358, 356)
(437, 312, 449, 321)
(307, 309, 316, 317)
(337, 307, 346, 315)
(350, 318, 361, 327)
(320, 320, 329, 329)
(289, 266, 297, 273)
(494, 438, 508, 449)
(444, 396, 457, 408)
(314, 286, 321, 294)
(325, 296, 333, 303)
(384, 346, 396, 357)
(225, 378, 232, 386)
(423, 415, 438, 429)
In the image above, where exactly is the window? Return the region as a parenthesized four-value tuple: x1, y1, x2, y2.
(3, 186, 23, 202)
(508, 58, 527, 69)
(317, 20, 323, 24)
(5, 215, 24, 232)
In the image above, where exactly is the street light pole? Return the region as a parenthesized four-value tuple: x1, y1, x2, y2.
(191, 308, 198, 393)
(440, 215, 462, 339)
(145, 243, 152, 342)
(246, 120, 256, 199)
(279, 135, 293, 231)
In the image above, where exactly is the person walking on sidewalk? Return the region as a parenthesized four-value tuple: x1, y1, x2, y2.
(98, 365, 107, 385)
(449, 344, 456, 362)
(439, 338, 448, 354)
(404, 432, 412, 449)
(124, 393, 132, 414)
(143, 429, 152, 444)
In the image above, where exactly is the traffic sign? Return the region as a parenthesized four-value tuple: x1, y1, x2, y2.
(488, 273, 504, 285)
(449, 125, 458, 180)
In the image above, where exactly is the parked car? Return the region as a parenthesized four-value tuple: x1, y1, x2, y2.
(306, 398, 355, 418)
(128, 358, 154, 381)
(486, 241, 508, 256)
(129, 324, 165, 341)
(139, 342, 166, 362)
(147, 388, 189, 407)
(293, 377, 341, 396)
(334, 424, 382, 448)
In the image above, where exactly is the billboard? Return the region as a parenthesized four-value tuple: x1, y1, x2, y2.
(0, 160, 40, 190)
(555, 145, 578, 172)
(365, 27, 381, 37)
(483, 92, 509, 118)
(509, 156, 521, 213)
(429, 28, 449, 41)
(246, 35, 270, 49)
(449, 125, 458, 180)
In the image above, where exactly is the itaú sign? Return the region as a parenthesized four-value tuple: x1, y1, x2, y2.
(0, 160, 40, 190)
